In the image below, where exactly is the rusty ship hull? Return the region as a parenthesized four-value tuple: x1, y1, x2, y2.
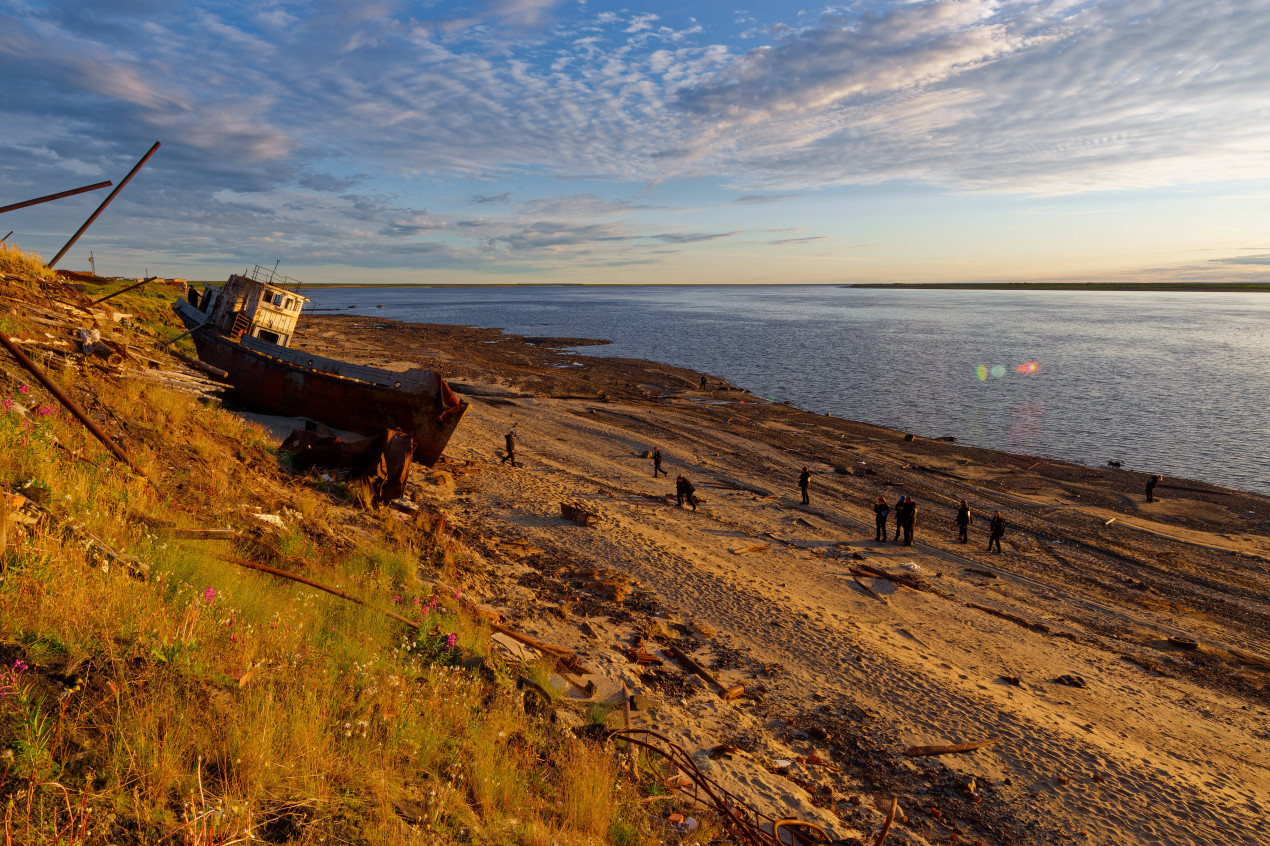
(173, 296, 466, 466)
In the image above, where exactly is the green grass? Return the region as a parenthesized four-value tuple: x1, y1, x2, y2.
(0, 273, 675, 843)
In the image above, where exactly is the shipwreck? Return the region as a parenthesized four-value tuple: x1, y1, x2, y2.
(173, 267, 467, 466)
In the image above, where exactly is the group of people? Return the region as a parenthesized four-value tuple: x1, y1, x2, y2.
(492, 415, 1186, 569)
(874, 495, 1006, 551)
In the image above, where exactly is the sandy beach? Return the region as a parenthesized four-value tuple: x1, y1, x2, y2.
(292, 314, 1270, 846)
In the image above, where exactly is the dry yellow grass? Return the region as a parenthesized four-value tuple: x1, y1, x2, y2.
(0, 273, 679, 844)
(0, 241, 55, 281)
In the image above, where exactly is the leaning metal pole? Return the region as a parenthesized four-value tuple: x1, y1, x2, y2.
(0, 331, 145, 476)
(47, 142, 161, 269)
(0, 180, 113, 216)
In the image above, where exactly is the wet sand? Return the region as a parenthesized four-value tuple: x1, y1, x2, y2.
(294, 314, 1270, 845)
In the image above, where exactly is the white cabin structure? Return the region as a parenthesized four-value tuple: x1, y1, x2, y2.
(191, 268, 308, 348)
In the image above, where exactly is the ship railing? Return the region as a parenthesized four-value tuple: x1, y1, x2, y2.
(243, 264, 306, 290)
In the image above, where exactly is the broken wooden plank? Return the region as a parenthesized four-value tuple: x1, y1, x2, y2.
(667, 645, 728, 696)
(852, 575, 888, 603)
(165, 346, 229, 380)
(66, 523, 150, 579)
(161, 527, 238, 540)
(903, 739, 997, 757)
(852, 563, 929, 592)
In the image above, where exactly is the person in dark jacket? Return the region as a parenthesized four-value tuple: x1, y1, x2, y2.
(956, 500, 973, 543)
(652, 447, 667, 477)
(988, 510, 1005, 553)
(676, 475, 697, 511)
(798, 467, 811, 505)
(1145, 474, 1161, 503)
(874, 496, 890, 541)
(894, 496, 906, 542)
(500, 429, 517, 467)
(899, 497, 917, 545)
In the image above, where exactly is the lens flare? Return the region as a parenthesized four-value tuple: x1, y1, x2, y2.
(1017, 361, 1041, 374)
(990, 365, 1006, 379)
(976, 364, 989, 381)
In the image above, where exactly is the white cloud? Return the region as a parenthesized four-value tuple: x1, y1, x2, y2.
(3, 0, 1268, 276)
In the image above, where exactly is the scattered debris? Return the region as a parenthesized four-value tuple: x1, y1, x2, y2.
(560, 501, 597, 526)
(1055, 674, 1088, 688)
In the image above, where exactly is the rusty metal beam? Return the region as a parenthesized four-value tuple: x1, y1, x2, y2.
(48, 142, 161, 269)
(89, 276, 157, 305)
(0, 330, 145, 476)
(0, 181, 113, 216)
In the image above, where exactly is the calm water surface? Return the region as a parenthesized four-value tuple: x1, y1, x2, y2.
(301, 286, 1270, 495)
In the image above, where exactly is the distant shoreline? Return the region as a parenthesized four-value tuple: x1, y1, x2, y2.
(234, 281, 1270, 291)
(847, 282, 1270, 291)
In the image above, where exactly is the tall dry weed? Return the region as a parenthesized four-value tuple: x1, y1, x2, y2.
(0, 241, 55, 281)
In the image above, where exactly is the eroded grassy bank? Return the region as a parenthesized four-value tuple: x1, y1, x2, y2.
(0, 256, 678, 845)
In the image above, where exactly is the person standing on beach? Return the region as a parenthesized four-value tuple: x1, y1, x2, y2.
(899, 497, 917, 546)
(1146, 474, 1161, 503)
(675, 475, 697, 511)
(652, 447, 667, 477)
(500, 429, 517, 467)
(988, 510, 1005, 553)
(700, 375, 708, 390)
(956, 500, 973, 544)
(874, 496, 890, 541)
(894, 496, 906, 542)
(798, 467, 811, 505)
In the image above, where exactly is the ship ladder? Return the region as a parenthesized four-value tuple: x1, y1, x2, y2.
(230, 311, 251, 338)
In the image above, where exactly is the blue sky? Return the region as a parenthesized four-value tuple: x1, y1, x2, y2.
(2, 0, 1269, 284)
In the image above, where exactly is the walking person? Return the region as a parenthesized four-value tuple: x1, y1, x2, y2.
(1145, 474, 1161, 503)
(988, 510, 1005, 553)
(500, 429, 518, 467)
(956, 500, 973, 544)
(675, 475, 698, 511)
(652, 447, 667, 477)
(900, 497, 917, 546)
(874, 496, 890, 542)
(798, 467, 811, 506)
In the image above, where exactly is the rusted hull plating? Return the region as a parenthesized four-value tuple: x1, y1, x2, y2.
(173, 301, 466, 466)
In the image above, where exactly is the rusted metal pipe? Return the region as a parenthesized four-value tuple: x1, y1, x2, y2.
(48, 142, 160, 269)
(1, 231, 13, 245)
(0, 180, 113, 216)
(0, 330, 145, 476)
(158, 320, 208, 349)
(89, 276, 157, 305)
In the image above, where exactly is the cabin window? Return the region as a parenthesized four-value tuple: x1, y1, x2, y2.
(284, 298, 294, 310)
(255, 328, 281, 344)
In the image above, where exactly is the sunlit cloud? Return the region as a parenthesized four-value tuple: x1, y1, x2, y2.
(1, 0, 1266, 281)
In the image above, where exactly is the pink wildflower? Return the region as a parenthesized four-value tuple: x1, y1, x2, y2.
(444, 633, 457, 650)
(453, 588, 461, 600)
(202, 586, 217, 603)
(17, 385, 28, 394)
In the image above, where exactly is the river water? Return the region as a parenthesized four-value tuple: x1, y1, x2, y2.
(300, 285, 1270, 495)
